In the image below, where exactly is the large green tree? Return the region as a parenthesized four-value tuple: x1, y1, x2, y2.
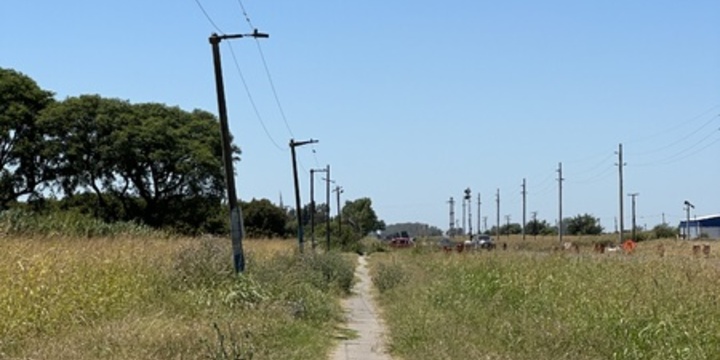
(566, 213, 603, 235)
(0, 68, 55, 209)
(341, 197, 385, 235)
(242, 198, 288, 238)
(39, 94, 233, 230)
(39, 95, 131, 216)
(113, 104, 228, 227)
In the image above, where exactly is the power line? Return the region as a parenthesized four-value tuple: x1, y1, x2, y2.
(629, 103, 720, 145)
(635, 127, 720, 167)
(193, 0, 223, 33)
(569, 164, 615, 185)
(253, 42, 296, 138)
(226, 43, 285, 151)
(634, 114, 719, 156)
(235, 0, 255, 29)
(193, 0, 286, 152)
(232, 0, 297, 139)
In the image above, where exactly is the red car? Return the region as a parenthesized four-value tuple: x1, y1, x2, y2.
(389, 237, 415, 248)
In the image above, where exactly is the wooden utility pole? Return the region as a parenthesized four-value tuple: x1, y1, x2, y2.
(325, 165, 331, 251)
(310, 168, 327, 251)
(334, 185, 344, 235)
(290, 138, 318, 254)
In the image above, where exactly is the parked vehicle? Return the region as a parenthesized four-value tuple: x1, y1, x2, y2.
(389, 237, 415, 248)
(437, 237, 455, 248)
(465, 234, 496, 250)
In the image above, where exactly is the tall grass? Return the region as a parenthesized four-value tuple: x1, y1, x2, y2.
(0, 208, 159, 238)
(0, 233, 355, 359)
(372, 239, 720, 360)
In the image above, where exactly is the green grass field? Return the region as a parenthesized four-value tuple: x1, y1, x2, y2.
(0, 234, 354, 359)
(371, 236, 720, 360)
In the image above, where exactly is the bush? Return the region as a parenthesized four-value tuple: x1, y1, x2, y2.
(0, 208, 159, 238)
(172, 238, 235, 289)
(373, 261, 407, 294)
(653, 223, 678, 239)
(302, 252, 355, 294)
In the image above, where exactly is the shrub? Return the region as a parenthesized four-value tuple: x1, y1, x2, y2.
(373, 261, 407, 293)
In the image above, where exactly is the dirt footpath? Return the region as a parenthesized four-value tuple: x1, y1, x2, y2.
(330, 255, 392, 360)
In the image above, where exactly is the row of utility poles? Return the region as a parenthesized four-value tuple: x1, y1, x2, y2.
(210, 29, 346, 274)
(448, 143, 647, 245)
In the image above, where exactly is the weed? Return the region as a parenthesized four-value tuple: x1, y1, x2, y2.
(372, 260, 407, 293)
(202, 323, 254, 360)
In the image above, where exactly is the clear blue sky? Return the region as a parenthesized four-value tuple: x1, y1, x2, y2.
(2, 1, 718, 232)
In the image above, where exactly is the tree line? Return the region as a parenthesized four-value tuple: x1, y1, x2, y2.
(1, 67, 385, 239)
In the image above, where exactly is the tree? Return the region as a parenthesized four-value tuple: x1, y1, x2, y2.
(566, 213, 603, 235)
(382, 222, 443, 238)
(341, 197, 385, 235)
(39, 95, 232, 231)
(652, 223, 678, 239)
(39, 95, 132, 218)
(0, 68, 55, 209)
(242, 198, 288, 238)
(526, 218, 551, 236)
(112, 104, 230, 228)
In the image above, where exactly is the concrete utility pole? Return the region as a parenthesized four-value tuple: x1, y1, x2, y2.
(483, 216, 488, 233)
(531, 211, 538, 240)
(209, 29, 268, 273)
(617, 143, 626, 244)
(310, 168, 327, 251)
(448, 197, 455, 238)
(557, 162, 564, 244)
(684, 200, 694, 239)
(334, 185, 344, 235)
(521, 178, 527, 241)
(460, 196, 467, 234)
(477, 193, 481, 236)
(465, 188, 473, 240)
(290, 138, 318, 254)
(628, 193, 639, 241)
(495, 189, 500, 240)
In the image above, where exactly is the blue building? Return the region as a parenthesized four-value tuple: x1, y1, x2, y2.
(679, 214, 720, 239)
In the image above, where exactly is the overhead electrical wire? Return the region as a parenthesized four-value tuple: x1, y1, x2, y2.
(234, 0, 296, 139)
(569, 164, 615, 185)
(194, 0, 223, 33)
(193, 0, 286, 152)
(633, 114, 719, 156)
(233, 0, 325, 177)
(636, 129, 720, 167)
(629, 103, 720, 145)
(226, 43, 285, 151)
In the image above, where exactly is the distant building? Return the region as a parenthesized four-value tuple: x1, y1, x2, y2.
(679, 214, 720, 239)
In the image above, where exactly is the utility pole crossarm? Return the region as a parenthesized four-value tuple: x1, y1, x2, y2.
(210, 29, 270, 43)
(290, 139, 319, 147)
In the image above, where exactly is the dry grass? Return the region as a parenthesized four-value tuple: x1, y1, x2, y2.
(372, 236, 720, 360)
(1, 235, 351, 359)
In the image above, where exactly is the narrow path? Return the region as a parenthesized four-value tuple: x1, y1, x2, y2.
(330, 255, 392, 360)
